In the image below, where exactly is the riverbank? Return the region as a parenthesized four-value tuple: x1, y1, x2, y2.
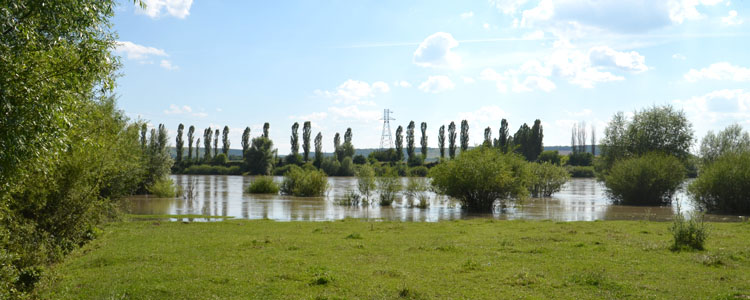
(37, 219, 750, 299)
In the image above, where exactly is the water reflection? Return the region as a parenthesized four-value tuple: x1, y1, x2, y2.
(122, 175, 744, 222)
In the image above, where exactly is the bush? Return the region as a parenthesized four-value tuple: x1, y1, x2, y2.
(147, 177, 179, 198)
(538, 150, 561, 165)
(272, 164, 301, 176)
(407, 155, 424, 167)
(211, 153, 228, 165)
(689, 152, 750, 214)
(338, 157, 355, 176)
(566, 166, 595, 178)
(670, 208, 709, 251)
(603, 153, 686, 205)
(183, 164, 241, 175)
(356, 165, 376, 202)
(377, 167, 401, 206)
(246, 176, 280, 194)
(368, 149, 400, 163)
(352, 154, 367, 165)
(529, 163, 570, 197)
(335, 189, 361, 206)
(404, 177, 429, 208)
(280, 168, 328, 197)
(408, 166, 429, 177)
(320, 157, 340, 176)
(567, 152, 593, 166)
(429, 147, 531, 212)
(284, 153, 303, 166)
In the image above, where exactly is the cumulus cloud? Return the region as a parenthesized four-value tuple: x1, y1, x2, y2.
(684, 62, 750, 82)
(315, 80, 390, 105)
(164, 104, 192, 115)
(327, 106, 380, 122)
(159, 59, 179, 70)
(674, 89, 750, 128)
(115, 41, 167, 61)
(137, 0, 193, 19)
(413, 32, 462, 69)
(419, 76, 456, 94)
(589, 46, 648, 73)
(460, 11, 474, 19)
(490, 0, 532, 15)
(394, 80, 412, 88)
(458, 105, 508, 124)
(722, 10, 743, 25)
(672, 53, 687, 60)
(290, 112, 328, 121)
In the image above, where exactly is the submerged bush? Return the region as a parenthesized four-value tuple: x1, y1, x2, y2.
(356, 165, 376, 202)
(566, 166, 595, 178)
(246, 176, 280, 194)
(147, 177, 179, 198)
(183, 164, 241, 175)
(429, 147, 530, 212)
(689, 152, 750, 214)
(603, 153, 686, 205)
(404, 177, 429, 208)
(408, 166, 429, 177)
(280, 168, 328, 197)
(377, 167, 401, 206)
(529, 163, 570, 197)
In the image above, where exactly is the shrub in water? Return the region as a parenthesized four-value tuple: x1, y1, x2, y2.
(405, 177, 429, 208)
(529, 162, 570, 197)
(147, 177, 179, 198)
(408, 166, 429, 177)
(689, 151, 750, 214)
(246, 176, 280, 194)
(335, 189, 361, 206)
(356, 164, 376, 202)
(377, 167, 401, 206)
(429, 147, 530, 212)
(603, 153, 685, 205)
(280, 168, 328, 197)
(566, 166, 595, 178)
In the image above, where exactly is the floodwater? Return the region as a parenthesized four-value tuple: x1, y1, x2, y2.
(124, 175, 746, 222)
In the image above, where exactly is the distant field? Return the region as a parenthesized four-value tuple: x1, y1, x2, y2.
(38, 219, 749, 299)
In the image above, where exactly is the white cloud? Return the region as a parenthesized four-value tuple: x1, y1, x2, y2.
(460, 11, 474, 19)
(669, 0, 725, 24)
(394, 80, 412, 88)
(327, 106, 380, 122)
(137, 0, 193, 19)
(314, 79, 390, 105)
(490, 0, 531, 15)
(722, 10, 743, 25)
(164, 104, 192, 115)
(413, 32, 462, 69)
(566, 109, 593, 117)
(522, 30, 545, 40)
(289, 112, 328, 121)
(684, 62, 750, 82)
(512, 76, 557, 92)
(418, 76, 455, 94)
(463, 77, 476, 84)
(159, 59, 179, 70)
(483, 23, 491, 29)
(588, 46, 648, 73)
(672, 53, 687, 60)
(458, 105, 508, 124)
(674, 89, 750, 129)
(115, 41, 167, 61)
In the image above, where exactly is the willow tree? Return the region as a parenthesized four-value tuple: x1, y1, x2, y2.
(290, 122, 299, 157)
(302, 121, 311, 162)
(438, 125, 446, 159)
(460, 120, 469, 152)
(222, 126, 230, 156)
(420, 122, 428, 158)
(188, 125, 195, 160)
(263, 122, 270, 138)
(176, 123, 184, 162)
(395, 126, 404, 161)
(448, 122, 457, 159)
(241, 127, 251, 156)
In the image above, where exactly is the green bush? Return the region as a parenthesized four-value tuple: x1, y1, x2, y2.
(246, 176, 280, 194)
(408, 166, 429, 177)
(529, 163, 570, 197)
(338, 157, 355, 176)
(352, 154, 367, 165)
(689, 152, 750, 214)
(320, 157, 341, 176)
(429, 147, 531, 212)
(280, 168, 328, 197)
(407, 155, 424, 167)
(377, 167, 401, 206)
(566, 166, 595, 178)
(538, 150, 561, 165)
(272, 164, 301, 176)
(670, 209, 709, 251)
(603, 153, 686, 205)
(147, 177, 179, 198)
(404, 177, 429, 208)
(567, 152, 593, 166)
(183, 164, 241, 175)
(356, 165, 376, 202)
(211, 153, 228, 165)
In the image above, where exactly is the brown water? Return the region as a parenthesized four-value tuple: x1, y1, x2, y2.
(123, 175, 746, 222)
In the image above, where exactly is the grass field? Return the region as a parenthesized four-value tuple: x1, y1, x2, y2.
(37, 219, 750, 299)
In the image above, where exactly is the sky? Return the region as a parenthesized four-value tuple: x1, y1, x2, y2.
(113, 0, 750, 155)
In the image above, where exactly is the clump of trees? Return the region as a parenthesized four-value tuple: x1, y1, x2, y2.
(280, 167, 328, 197)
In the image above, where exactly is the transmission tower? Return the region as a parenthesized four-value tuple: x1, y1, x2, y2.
(379, 109, 395, 149)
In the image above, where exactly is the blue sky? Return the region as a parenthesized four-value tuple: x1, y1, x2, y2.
(113, 0, 750, 154)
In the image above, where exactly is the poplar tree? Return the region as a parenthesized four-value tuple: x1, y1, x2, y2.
(290, 122, 299, 156)
(196, 138, 201, 160)
(498, 119, 510, 152)
(438, 125, 446, 159)
(242, 127, 251, 156)
(333, 133, 341, 161)
(460, 120, 469, 152)
(214, 129, 220, 159)
(531, 119, 543, 160)
(302, 121, 311, 162)
(204, 128, 212, 161)
(188, 125, 195, 160)
(176, 124, 184, 162)
(222, 126, 230, 156)
(140, 123, 148, 150)
(448, 122, 457, 159)
(395, 126, 404, 161)
(484, 126, 492, 147)
(420, 122, 428, 158)
(314, 132, 323, 165)
(406, 121, 416, 160)
(263, 122, 270, 138)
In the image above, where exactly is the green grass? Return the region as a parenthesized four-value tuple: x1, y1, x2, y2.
(37, 219, 750, 299)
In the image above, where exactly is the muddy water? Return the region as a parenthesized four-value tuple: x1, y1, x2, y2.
(123, 175, 745, 222)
